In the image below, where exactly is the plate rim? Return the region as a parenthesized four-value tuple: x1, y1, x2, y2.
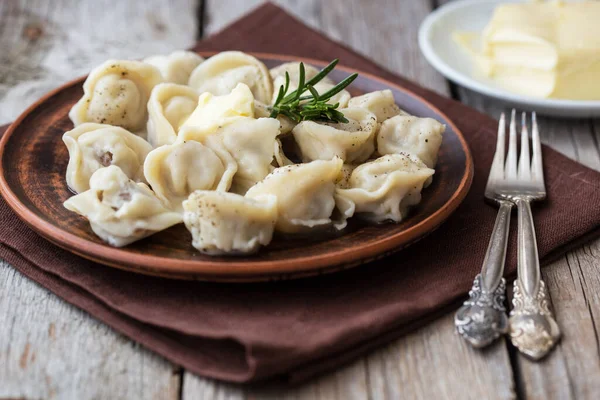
(0, 52, 474, 281)
(418, 0, 600, 111)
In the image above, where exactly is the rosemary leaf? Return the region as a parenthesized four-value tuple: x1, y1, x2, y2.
(269, 59, 357, 124)
(318, 73, 358, 102)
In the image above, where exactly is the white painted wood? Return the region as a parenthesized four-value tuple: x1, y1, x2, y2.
(203, 0, 448, 93)
(182, 377, 244, 400)
(0, 0, 198, 125)
(183, 358, 370, 400)
(362, 315, 515, 400)
(0, 261, 180, 400)
(0, 0, 199, 398)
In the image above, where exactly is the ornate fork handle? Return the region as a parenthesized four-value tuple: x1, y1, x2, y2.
(509, 198, 560, 360)
(455, 201, 511, 348)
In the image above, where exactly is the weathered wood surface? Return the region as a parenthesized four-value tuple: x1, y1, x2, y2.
(0, 0, 197, 399)
(0, 262, 180, 400)
(0, 0, 599, 399)
(0, 0, 199, 125)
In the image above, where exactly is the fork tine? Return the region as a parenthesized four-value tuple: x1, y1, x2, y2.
(531, 112, 545, 186)
(518, 112, 531, 179)
(506, 109, 518, 179)
(486, 113, 506, 187)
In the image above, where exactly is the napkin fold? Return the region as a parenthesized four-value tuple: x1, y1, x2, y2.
(2, 3, 600, 384)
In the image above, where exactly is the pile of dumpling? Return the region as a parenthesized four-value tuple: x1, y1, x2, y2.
(62, 50, 445, 255)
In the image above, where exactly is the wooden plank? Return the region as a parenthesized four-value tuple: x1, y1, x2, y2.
(362, 315, 515, 400)
(0, 0, 200, 398)
(183, 359, 370, 400)
(182, 1, 516, 399)
(203, 0, 448, 93)
(0, 0, 199, 125)
(0, 261, 181, 400)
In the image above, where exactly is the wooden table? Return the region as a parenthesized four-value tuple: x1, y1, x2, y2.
(1, 1, 599, 398)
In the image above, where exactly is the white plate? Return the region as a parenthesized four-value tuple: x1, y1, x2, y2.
(418, 0, 600, 118)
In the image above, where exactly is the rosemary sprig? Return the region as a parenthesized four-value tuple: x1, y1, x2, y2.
(269, 59, 358, 124)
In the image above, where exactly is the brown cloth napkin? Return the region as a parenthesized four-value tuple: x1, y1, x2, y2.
(2, 4, 600, 384)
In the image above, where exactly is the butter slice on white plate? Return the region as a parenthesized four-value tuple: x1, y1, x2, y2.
(419, 0, 600, 117)
(478, 1, 600, 100)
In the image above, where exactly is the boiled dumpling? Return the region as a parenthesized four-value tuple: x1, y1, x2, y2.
(69, 60, 163, 132)
(180, 117, 280, 194)
(254, 100, 295, 134)
(64, 166, 182, 247)
(292, 107, 377, 163)
(377, 115, 445, 168)
(245, 157, 343, 233)
(183, 190, 277, 254)
(194, 134, 239, 192)
(188, 51, 273, 104)
(273, 138, 294, 167)
(335, 164, 357, 189)
(147, 83, 199, 147)
(335, 154, 434, 227)
(219, 117, 280, 193)
(347, 90, 407, 122)
(63, 123, 153, 193)
(143, 51, 204, 84)
(143, 141, 229, 212)
(178, 85, 278, 193)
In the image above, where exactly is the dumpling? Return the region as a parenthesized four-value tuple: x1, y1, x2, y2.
(178, 85, 279, 192)
(273, 138, 294, 167)
(219, 118, 280, 193)
(334, 154, 434, 227)
(64, 166, 182, 247)
(143, 51, 204, 84)
(180, 83, 254, 132)
(195, 134, 239, 193)
(188, 51, 273, 104)
(335, 164, 357, 189)
(245, 157, 343, 233)
(377, 115, 445, 168)
(69, 60, 163, 132)
(182, 190, 277, 255)
(63, 123, 153, 193)
(292, 107, 377, 163)
(254, 100, 295, 134)
(143, 141, 229, 212)
(347, 90, 407, 122)
(147, 83, 199, 147)
(180, 117, 280, 194)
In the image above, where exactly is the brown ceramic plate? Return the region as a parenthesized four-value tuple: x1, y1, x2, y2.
(0, 53, 473, 281)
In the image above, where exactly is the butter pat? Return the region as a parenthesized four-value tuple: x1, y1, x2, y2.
(181, 82, 255, 129)
(468, 1, 600, 100)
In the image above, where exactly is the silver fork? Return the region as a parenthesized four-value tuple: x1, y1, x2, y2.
(454, 112, 512, 348)
(505, 111, 561, 360)
(455, 110, 561, 357)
